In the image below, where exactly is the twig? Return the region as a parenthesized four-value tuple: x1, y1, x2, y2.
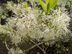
(30, 40, 46, 54)
(24, 35, 72, 53)
(5, 39, 12, 54)
(25, 42, 44, 52)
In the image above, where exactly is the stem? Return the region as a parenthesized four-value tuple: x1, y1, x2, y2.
(30, 40, 46, 54)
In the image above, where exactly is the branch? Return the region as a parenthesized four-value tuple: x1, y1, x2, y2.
(30, 40, 46, 54)
(25, 41, 44, 52)
(5, 39, 12, 54)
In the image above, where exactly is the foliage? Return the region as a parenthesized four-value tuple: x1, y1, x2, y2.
(3, 1, 71, 45)
(38, 0, 58, 14)
(0, 6, 9, 19)
(0, 0, 72, 54)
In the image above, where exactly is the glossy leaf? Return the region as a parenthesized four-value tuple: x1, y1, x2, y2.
(49, 0, 58, 8)
(46, 0, 50, 13)
(38, 0, 58, 14)
(38, 0, 45, 11)
(47, 0, 58, 13)
(46, 1, 50, 14)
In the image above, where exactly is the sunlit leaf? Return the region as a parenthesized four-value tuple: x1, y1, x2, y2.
(38, 0, 45, 11)
(25, 2, 29, 7)
(49, 0, 58, 8)
(38, 0, 58, 14)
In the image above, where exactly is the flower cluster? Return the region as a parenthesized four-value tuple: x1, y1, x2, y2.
(8, 48, 23, 54)
(2, 2, 70, 46)
(57, 0, 71, 11)
(0, 6, 7, 19)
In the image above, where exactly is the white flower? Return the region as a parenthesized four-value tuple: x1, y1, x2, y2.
(2, 2, 71, 46)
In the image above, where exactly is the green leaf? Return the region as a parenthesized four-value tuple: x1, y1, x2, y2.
(5, 14, 9, 17)
(3, 3, 7, 7)
(46, 3, 50, 14)
(0, 34, 5, 39)
(49, 0, 58, 8)
(16, 47, 20, 51)
(21, 0, 24, 2)
(38, 0, 45, 11)
(37, 52, 40, 54)
(25, 2, 28, 7)
(38, 0, 58, 14)
(45, 0, 50, 14)
(66, 48, 69, 51)
(11, 1, 14, 3)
